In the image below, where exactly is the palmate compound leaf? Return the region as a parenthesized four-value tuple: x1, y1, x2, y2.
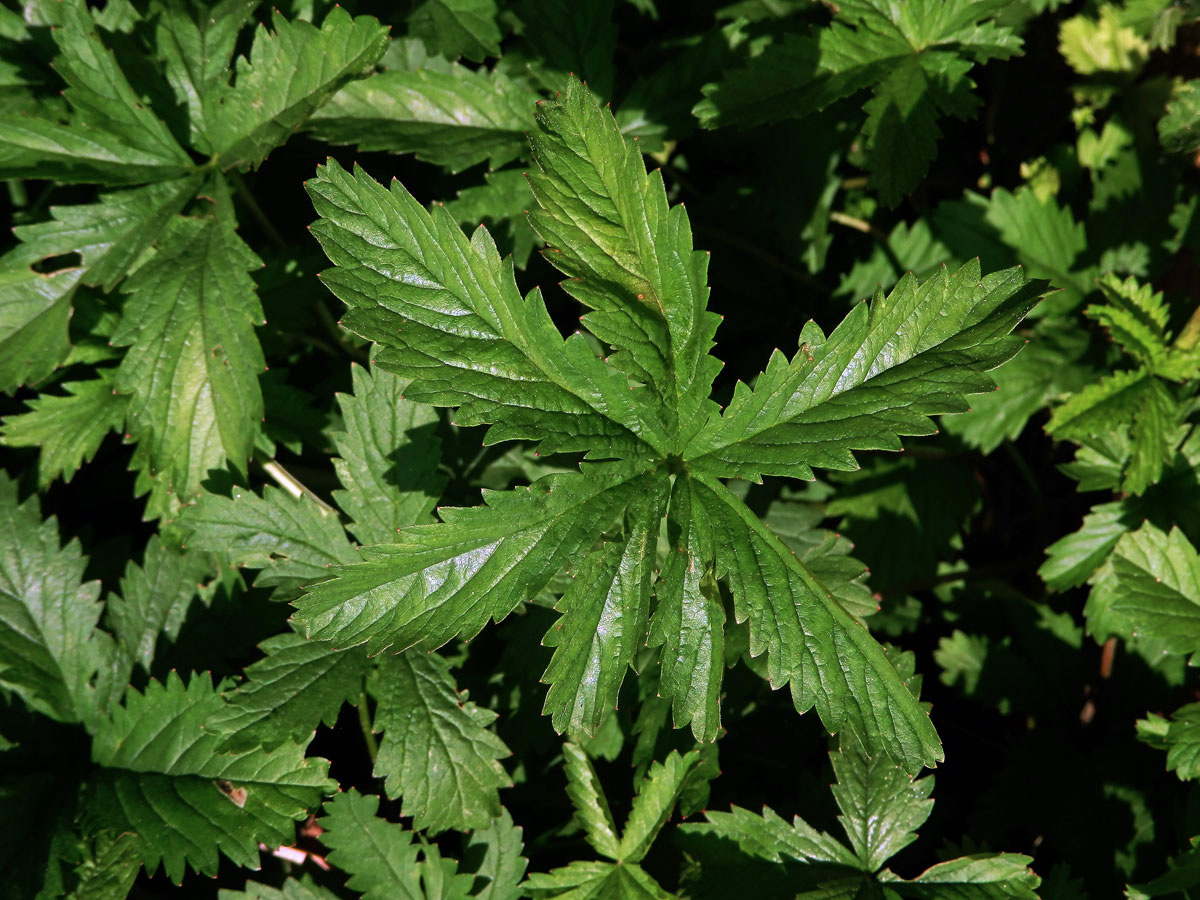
(300, 77, 1043, 773)
(683, 736, 1038, 898)
(693, 0, 1021, 205)
(85, 670, 335, 884)
(523, 742, 699, 898)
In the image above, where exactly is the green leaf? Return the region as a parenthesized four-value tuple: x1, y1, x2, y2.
(331, 359, 444, 546)
(0, 471, 108, 725)
(508, 0, 617, 97)
(527, 77, 722, 443)
(1, 374, 127, 488)
(829, 740, 934, 872)
(934, 188, 1089, 312)
(0, 254, 79, 393)
(462, 810, 527, 900)
(648, 476, 725, 741)
(934, 630, 988, 695)
(49, 0, 191, 166)
(318, 789, 425, 900)
(1046, 369, 1182, 494)
(682, 805, 858, 867)
(836, 218, 952, 302)
(942, 318, 1093, 454)
(1161, 80, 1200, 154)
(446, 168, 539, 268)
(373, 651, 513, 833)
(542, 483, 664, 738)
(295, 463, 654, 654)
(618, 749, 702, 863)
(306, 158, 662, 456)
(1109, 522, 1200, 656)
(0, 115, 195, 184)
(878, 854, 1040, 898)
(689, 474, 941, 773)
(206, 632, 370, 752)
(180, 485, 356, 593)
(1139, 704, 1200, 781)
(1040, 501, 1139, 591)
(206, 7, 389, 170)
(694, 1, 1020, 203)
(58, 830, 142, 900)
(6, 178, 201, 292)
(103, 535, 213, 682)
(685, 261, 1044, 484)
(112, 178, 265, 509)
(220, 877, 343, 900)
(409, 0, 502, 62)
(156, 0, 260, 150)
(562, 741, 622, 859)
(86, 671, 334, 883)
(1059, 5, 1148, 76)
(308, 63, 535, 173)
(523, 860, 676, 899)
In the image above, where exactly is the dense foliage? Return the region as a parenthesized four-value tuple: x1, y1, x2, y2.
(3, 0, 1200, 897)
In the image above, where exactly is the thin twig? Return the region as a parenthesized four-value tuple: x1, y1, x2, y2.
(314, 299, 370, 364)
(231, 171, 288, 253)
(259, 458, 338, 515)
(829, 210, 890, 243)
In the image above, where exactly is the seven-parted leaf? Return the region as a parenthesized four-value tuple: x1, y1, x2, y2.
(85, 671, 335, 883)
(372, 650, 513, 833)
(294, 75, 1027, 772)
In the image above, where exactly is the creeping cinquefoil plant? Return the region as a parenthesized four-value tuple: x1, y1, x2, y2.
(299, 78, 1045, 774)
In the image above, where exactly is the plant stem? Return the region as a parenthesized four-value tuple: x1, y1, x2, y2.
(314, 299, 370, 363)
(258, 458, 338, 515)
(231, 171, 288, 253)
(829, 210, 890, 243)
(357, 692, 379, 764)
